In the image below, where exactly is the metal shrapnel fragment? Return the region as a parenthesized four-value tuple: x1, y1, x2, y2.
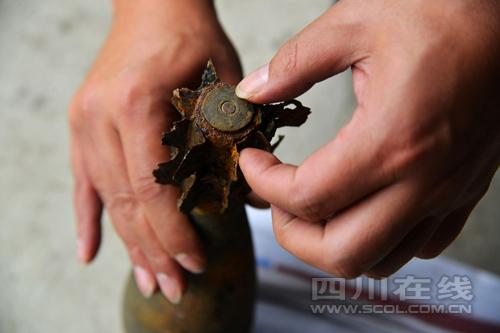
(153, 60, 310, 214)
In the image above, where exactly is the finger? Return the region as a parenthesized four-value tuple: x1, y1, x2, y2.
(366, 216, 441, 278)
(111, 202, 184, 303)
(246, 191, 270, 209)
(106, 193, 184, 302)
(70, 130, 103, 264)
(117, 97, 205, 274)
(239, 114, 391, 220)
(129, 246, 157, 298)
(417, 204, 475, 259)
(236, 2, 366, 103)
(271, 181, 423, 278)
(134, 209, 186, 304)
(271, 205, 325, 258)
(81, 119, 184, 301)
(416, 154, 496, 259)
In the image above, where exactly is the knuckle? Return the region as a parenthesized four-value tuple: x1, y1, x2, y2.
(127, 244, 143, 260)
(289, 180, 324, 220)
(78, 86, 99, 115)
(118, 89, 142, 119)
(68, 109, 81, 133)
(105, 191, 139, 218)
(147, 252, 172, 270)
(271, 217, 295, 251)
(329, 262, 364, 279)
(68, 96, 85, 132)
(116, 220, 141, 247)
(114, 76, 153, 123)
(381, 137, 429, 179)
(273, 226, 289, 249)
(274, 37, 300, 75)
(130, 175, 163, 203)
(381, 120, 452, 180)
(68, 85, 101, 131)
(73, 179, 92, 198)
(324, 252, 365, 279)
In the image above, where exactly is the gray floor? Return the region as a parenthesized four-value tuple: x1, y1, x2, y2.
(0, 1, 498, 332)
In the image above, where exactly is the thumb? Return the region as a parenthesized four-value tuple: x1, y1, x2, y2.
(236, 5, 363, 103)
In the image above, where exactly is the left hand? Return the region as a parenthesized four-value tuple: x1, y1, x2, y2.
(69, 0, 243, 302)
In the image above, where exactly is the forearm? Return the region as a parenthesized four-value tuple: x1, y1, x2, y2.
(112, 0, 217, 24)
(112, 0, 214, 12)
(108, 0, 221, 41)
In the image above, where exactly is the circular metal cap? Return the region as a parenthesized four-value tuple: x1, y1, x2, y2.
(201, 85, 254, 132)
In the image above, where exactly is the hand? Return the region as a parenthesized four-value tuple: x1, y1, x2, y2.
(237, 0, 500, 278)
(69, 0, 242, 302)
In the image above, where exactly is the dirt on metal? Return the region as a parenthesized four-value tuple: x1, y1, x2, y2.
(153, 60, 310, 213)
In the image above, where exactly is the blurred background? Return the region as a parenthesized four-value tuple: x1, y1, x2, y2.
(0, 0, 498, 332)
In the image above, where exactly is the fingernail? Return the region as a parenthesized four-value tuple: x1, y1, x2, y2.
(175, 253, 205, 274)
(133, 266, 155, 298)
(157, 273, 182, 304)
(77, 238, 86, 264)
(236, 64, 269, 100)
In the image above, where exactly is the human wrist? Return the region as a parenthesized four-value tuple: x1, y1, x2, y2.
(113, 0, 214, 11)
(112, 0, 216, 22)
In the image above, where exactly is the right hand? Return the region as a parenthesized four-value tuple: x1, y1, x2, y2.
(237, 0, 500, 278)
(68, 0, 242, 303)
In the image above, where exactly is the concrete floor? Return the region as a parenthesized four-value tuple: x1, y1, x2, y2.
(0, 0, 498, 332)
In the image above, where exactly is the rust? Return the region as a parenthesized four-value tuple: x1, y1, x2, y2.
(153, 60, 311, 214)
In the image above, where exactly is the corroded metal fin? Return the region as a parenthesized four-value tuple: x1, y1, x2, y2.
(162, 119, 189, 148)
(271, 135, 285, 152)
(173, 143, 206, 184)
(154, 60, 310, 214)
(217, 146, 239, 212)
(156, 122, 207, 186)
(279, 100, 310, 127)
(257, 100, 310, 142)
(276, 100, 311, 127)
(267, 100, 311, 128)
(187, 124, 206, 148)
(199, 59, 220, 89)
(178, 174, 199, 213)
(239, 130, 271, 152)
(153, 160, 181, 185)
(172, 88, 200, 118)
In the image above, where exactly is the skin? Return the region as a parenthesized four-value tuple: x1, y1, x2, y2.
(69, 0, 242, 302)
(71, 0, 500, 304)
(237, 0, 500, 278)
